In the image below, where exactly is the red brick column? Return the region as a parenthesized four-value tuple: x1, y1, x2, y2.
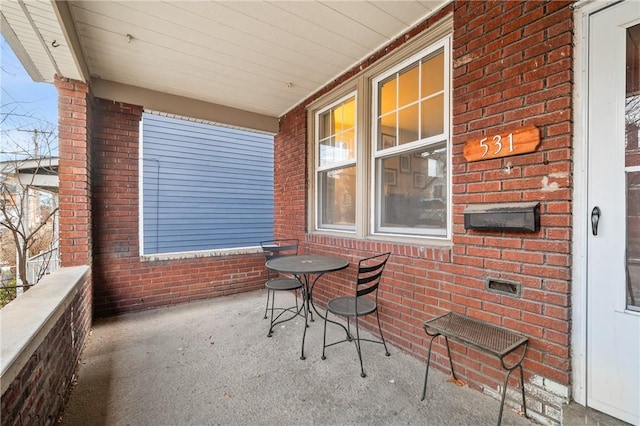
(54, 76, 93, 267)
(451, 0, 573, 388)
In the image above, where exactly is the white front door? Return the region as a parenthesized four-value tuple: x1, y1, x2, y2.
(587, 1, 640, 424)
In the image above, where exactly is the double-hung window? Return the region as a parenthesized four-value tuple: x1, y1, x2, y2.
(315, 95, 357, 231)
(311, 34, 450, 241)
(373, 43, 448, 237)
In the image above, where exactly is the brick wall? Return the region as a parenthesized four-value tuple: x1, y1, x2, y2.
(274, 106, 308, 242)
(275, 1, 573, 423)
(90, 99, 266, 316)
(55, 76, 93, 267)
(1, 271, 92, 425)
(451, 0, 573, 393)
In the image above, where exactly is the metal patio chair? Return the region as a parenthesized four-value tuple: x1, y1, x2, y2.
(321, 252, 391, 377)
(260, 239, 304, 337)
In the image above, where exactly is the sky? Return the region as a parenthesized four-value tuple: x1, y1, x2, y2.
(1, 35, 59, 160)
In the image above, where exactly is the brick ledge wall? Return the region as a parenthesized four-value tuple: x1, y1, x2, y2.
(1, 266, 92, 424)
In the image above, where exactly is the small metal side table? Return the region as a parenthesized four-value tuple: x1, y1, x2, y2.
(420, 312, 529, 426)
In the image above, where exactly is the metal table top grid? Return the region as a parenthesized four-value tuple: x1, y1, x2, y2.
(265, 254, 349, 275)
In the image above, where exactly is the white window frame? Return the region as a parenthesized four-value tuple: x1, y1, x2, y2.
(314, 92, 358, 232)
(307, 18, 453, 244)
(371, 38, 451, 239)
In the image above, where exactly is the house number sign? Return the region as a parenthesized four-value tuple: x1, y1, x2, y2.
(463, 125, 540, 162)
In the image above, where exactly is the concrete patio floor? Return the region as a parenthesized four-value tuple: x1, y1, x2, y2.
(60, 290, 536, 425)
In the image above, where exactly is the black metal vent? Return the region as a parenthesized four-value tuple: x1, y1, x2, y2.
(485, 277, 521, 297)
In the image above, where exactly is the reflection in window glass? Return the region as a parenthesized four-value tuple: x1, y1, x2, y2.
(319, 166, 356, 228)
(379, 114, 397, 150)
(378, 48, 445, 150)
(374, 41, 448, 237)
(378, 142, 447, 234)
(380, 76, 397, 115)
(627, 172, 640, 310)
(626, 24, 640, 310)
(399, 104, 419, 145)
(398, 63, 419, 107)
(316, 94, 357, 230)
(312, 38, 449, 239)
(421, 52, 444, 97)
(319, 98, 356, 167)
(421, 94, 444, 138)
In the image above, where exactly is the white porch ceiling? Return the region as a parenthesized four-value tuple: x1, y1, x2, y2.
(2, 0, 448, 131)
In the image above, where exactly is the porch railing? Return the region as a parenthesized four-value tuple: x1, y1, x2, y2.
(27, 247, 59, 285)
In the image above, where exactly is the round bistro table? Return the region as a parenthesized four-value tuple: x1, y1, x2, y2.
(266, 254, 349, 360)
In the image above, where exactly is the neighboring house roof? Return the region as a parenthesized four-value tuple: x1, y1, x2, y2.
(0, 158, 59, 192)
(1, 1, 449, 133)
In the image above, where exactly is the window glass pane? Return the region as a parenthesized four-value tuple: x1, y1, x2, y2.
(332, 104, 344, 133)
(399, 104, 419, 145)
(398, 63, 419, 107)
(626, 24, 640, 309)
(337, 98, 356, 158)
(421, 94, 444, 139)
(380, 76, 397, 115)
(318, 166, 356, 228)
(377, 48, 445, 152)
(342, 97, 356, 130)
(319, 136, 336, 167)
(378, 142, 447, 233)
(319, 97, 356, 167)
(421, 51, 444, 97)
(627, 171, 640, 309)
(319, 110, 332, 140)
(338, 129, 355, 159)
(374, 41, 449, 237)
(379, 114, 397, 150)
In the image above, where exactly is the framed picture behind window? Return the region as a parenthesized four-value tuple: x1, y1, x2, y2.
(384, 168, 397, 186)
(400, 155, 410, 173)
(382, 134, 395, 150)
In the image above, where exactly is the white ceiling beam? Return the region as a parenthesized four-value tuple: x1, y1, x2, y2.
(51, 0, 90, 83)
(91, 78, 279, 134)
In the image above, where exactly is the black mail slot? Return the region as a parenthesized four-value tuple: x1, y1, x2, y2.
(463, 202, 540, 232)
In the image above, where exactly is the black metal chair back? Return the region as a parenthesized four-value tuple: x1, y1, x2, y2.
(259, 239, 302, 337)
(322, 252, 392, 377)
(355, 252, 390, 300)
(260, 239, 298, 260)
(260, 239, 299, 279)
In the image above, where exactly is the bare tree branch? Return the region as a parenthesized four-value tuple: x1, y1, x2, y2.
(1, 120, 58, 292)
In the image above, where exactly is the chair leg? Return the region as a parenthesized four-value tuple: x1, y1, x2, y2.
(263, 288, 271, 319)
(375, 310, 390, 356)
(355, 316, 366, 378)
(267, 290, 276, 337)
(300, 290, 309, 360)
(321, 307, 329, 360)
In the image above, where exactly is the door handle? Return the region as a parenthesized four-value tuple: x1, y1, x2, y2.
(591, 206, 601, 236)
